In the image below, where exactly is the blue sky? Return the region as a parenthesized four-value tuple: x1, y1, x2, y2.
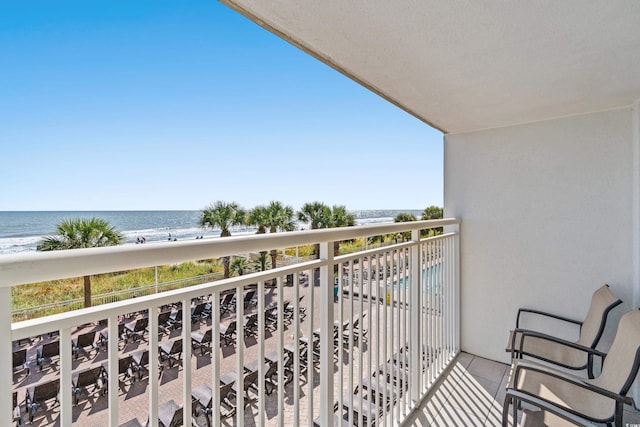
(1, 1, 443, 211)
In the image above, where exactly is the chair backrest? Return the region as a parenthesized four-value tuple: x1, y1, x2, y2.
(590, 309, 640, 395)
(42, 340, 60, 358)
(192, 303, 206, 316)
(226, 320, 236, 335)
(220, 381, 234, 401)
(136, 318, 149, 331)
(202, 329, 212, 343)
(33, 379, 60, 402)
(77, 331, 96, 347)
(244, 290, 256, 302)
(135, 350, 149, 367)
(13, 349, 26, 368)
(168, 404, 183, 427)
(576, 284, 622, 348)
(119, 355, 133, 374)
(243, 370, 259, 391)
(170, 339, 183, 354)
(222, 293, 234, 304)
(77, 366, 103, 387)
(158, 311, 171, 324)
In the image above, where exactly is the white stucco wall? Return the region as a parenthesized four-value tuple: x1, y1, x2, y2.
(444, 108, 635, 364)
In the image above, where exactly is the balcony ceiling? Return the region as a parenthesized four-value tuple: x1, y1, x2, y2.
(222, 1, 640, 134)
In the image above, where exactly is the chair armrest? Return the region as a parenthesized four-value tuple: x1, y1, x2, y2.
(516, 308, 582, 329)
(514, 329, 606, 377)
(510, 361, 632, 406)
(515, 329, 606, 358)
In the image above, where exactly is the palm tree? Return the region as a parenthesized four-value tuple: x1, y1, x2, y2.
(422, 205, 444, 235)
(230, 256, 249, 276)
(393, 212, 417, 242)
(329, 205, 355, 257)
(246, 205, 270, 271)
(298, 202, 331, 258)
(265, 201, 296, 270)
(37, 217, 124, 308)
(200, 201, 247, 278)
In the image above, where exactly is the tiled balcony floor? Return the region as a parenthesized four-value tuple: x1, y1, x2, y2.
(405, 352, 640, 426)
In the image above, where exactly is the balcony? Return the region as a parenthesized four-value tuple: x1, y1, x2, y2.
(1, 219, 460, 426)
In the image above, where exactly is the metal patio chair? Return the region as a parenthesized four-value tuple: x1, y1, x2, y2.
(159, 338, 183, 368)
(191, 328, 212, 356)
(219, 320, 237, 346)
(101, 354, 135, 387)
(98, 322, 126, 350)
(36, 340, 59, 371)
(190, 302, 207, 323)
(191, 382, 236, 425)
(72, 365, 107, 405)
(146, 399, 184, 427)
(506, 284, 622, 377)
(124, 317, 149, 342)
(25, 379, 60, 422)
(503, 308, 640, 427)
(243, 313, 258, 337)
(13, 348, 29, 377)
(220, 370, 259, 408)
(72, 331, 97, 360)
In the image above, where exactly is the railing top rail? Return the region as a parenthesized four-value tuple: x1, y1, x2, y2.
(0, 218, 459, 286)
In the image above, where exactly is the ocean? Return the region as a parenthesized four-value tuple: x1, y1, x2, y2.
(0, 210, 423, 256)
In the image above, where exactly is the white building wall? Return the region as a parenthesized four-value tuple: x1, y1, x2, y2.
(444, 108, 635, 363)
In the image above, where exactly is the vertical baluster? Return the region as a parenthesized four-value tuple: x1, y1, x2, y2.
(236, 286, 245, 427)
(182, 297, 192, 427)
(277, 276, 285, 427)
(338, 260, 345, 424)
(212, 291, 221, 427)
(358, 255, 364, 427)
(389, 250, 396, 425)
(108, 315, 119, 427)
(381, 251, 388, 427)
(319, 241, 334, 427)
(374, 253, 381, 426)
(293, 273, 300, 427)
(149, 306, 159, 427)
(348, 260, 355, 427)
(410, 229, 421, 405)
(366, 254, 373, 427)
(257, 281, 265, 427)
(60, 327, 73, 426)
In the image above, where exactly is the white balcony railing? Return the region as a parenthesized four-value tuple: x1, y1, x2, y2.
(0, 219, 460, 426)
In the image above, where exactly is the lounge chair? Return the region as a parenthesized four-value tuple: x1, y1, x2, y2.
(343, 312, 368, 346)
(101, 355, 135, 387)
(503, 308, 640, 427)
(191, 329, 212, 356)
(72, 331, 97, 360)
(243, 289, 257, 309)
(220, 292, 235, 315)
(159, 338, 183, 368)
(36, 340, 59, 371)
(219, 320, 237, 346)
(168, 308, 183, 331)
(156, 311, 173, 334)
(341, 392, 384, 425)
(243, 359, 279, 395)
(220, 370, 259, 408)
(124, 317, 149, 343)
(506, 284, 622, 377)
(146, 399, 183, 427)
(25, 379, 59, 422)
(98, 322, 126, 350)
(13, 348, 29, 377)
(191, 302, 207, 323)
(191, 382, 236, 425)
(13, 391, 22, 426)
(243, 313, 258, 337)
(72, 366, 106, 405)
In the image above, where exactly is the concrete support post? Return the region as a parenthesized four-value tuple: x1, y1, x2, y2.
(319, 241, 335, 427)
